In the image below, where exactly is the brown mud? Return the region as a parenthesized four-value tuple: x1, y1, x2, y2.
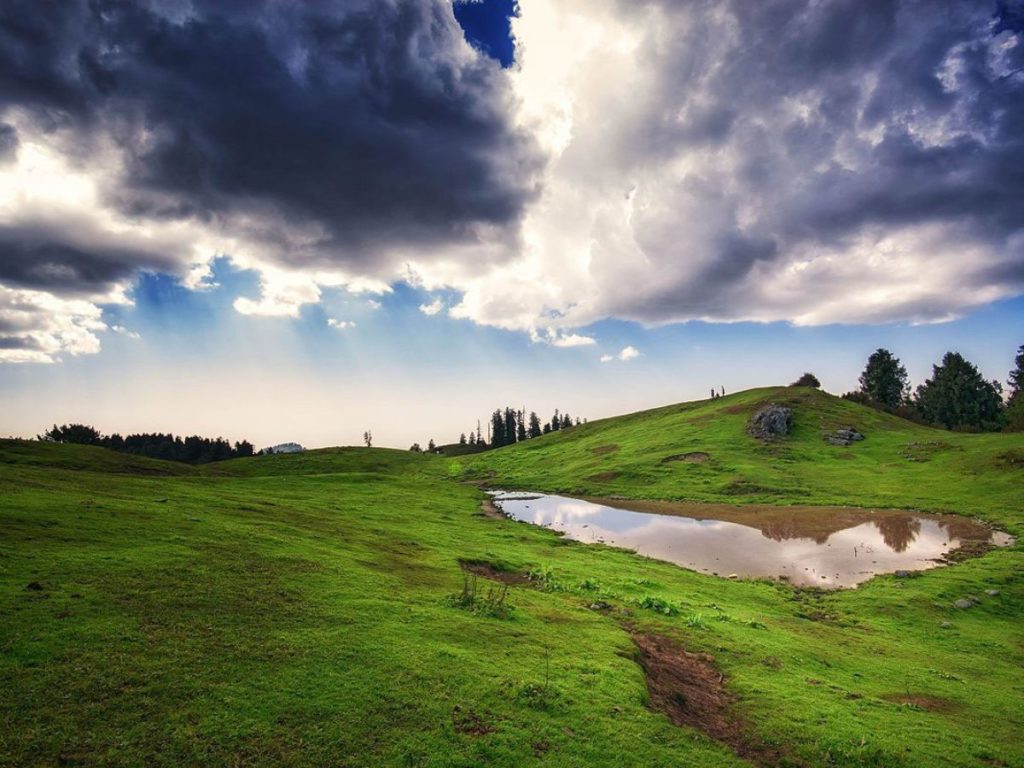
(882, 693, 959, 712)
(458, 558, 530, 584)
(661, 452, 711, 463)
(633, 632, 791, 766)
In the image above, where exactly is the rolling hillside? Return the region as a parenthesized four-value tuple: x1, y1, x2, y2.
(2, 391, 1023, 768)
(462, 386, 1024, 533)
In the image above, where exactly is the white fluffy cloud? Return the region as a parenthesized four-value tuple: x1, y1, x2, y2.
(327, 318, 356, 330)
(419, 298, 445, 316)
(0, 285, 108, 363)
(601, 345, 640, 362)
(109, 325, 141, 340)
(551, 333, 597, 348)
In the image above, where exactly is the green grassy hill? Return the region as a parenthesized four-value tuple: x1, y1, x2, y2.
(462, 386, 1024, 532)
(2, 389, 1022, 767)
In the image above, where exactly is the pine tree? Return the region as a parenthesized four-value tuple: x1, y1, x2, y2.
(858, 348, 909, 408)
(528, 411, 542, 438)
(551, 409, 560, 431)
(504, 407, 516, 445)
(1008, 345, 1024, 407)
(468, 432, 476, 446)
(459, 433, 467, 445)
(915, 352, 1003, 430)
(490, 410, 504, 447)
(1005, 345, 1024, 431)
(427, 438, 436, 452)
(516, 409, 527, 442)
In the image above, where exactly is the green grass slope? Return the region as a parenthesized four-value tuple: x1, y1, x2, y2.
(2, 394, 1023, 768)
(461, 386, 1024, 533)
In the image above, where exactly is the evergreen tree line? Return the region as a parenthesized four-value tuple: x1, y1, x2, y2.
(410, 407, 584, 453)
(837, 344, 1024, 432)
(487, 406, 581, 447)
(38, 424, 254, 463)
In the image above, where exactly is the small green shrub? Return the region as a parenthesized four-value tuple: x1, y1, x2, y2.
(527, 565, 566, 592)
(447, 573, 514, 619)
(684, 612, 709, 629)
(636, 595, 679, 616)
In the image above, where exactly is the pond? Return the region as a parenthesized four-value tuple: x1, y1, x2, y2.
(490, 492, 1014, 588)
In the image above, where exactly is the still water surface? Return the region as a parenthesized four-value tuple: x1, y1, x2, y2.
(491, 492, 1013, 588)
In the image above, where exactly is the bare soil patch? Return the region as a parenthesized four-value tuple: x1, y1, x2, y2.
(590, 444, 620, 456)
(479, 499, 504, 519)
(458, 559, 530, 584)
(451, 705, 494, 736)
(882, 693, 959, 712)
(997, 449, 1024, 468)
(661, 452, 710, 464)
(938, 538, 997, 564)
(633, 632, 789, 766)
(586, 471, 621, 482)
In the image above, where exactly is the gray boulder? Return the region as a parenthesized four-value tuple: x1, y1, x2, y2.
(748, 404, 792, 439)
(825, 427, 865, 446)
(953, 598, 974, 609)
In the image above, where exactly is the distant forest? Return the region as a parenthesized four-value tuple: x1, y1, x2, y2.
(38, 424, 253, 464)
(411, 407, 584, 455)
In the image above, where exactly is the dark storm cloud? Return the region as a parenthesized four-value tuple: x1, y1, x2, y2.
(0, 122, 16, 160)
(0, 225, 170, 293)
(585, 0, 1024, 325)
(0, 220, 181, 294)
(719, 0, 1024, 244)
(0, 0, 541, 270)
(0, 334, 40, 351)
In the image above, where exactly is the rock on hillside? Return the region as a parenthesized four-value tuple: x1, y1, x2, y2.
(748, 404, 792, 440)
(824, 427, 865, 446)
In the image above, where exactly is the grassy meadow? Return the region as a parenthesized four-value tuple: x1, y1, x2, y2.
(2, 387, 1023, 767)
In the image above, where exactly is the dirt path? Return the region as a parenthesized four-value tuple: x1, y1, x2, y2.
(633, 632, 794, 766)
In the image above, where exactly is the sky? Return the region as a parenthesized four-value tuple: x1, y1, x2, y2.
(0, 0, 1022, 449)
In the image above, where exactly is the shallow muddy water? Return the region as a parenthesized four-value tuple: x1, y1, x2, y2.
(491, 492, 1013, 588)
